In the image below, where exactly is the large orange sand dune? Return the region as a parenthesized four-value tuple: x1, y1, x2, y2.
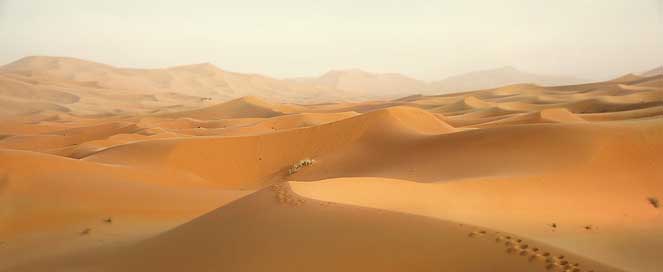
(1, 59, 662, 272)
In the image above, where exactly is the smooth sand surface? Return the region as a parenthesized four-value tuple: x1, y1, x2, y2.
(6, 184, 623, 272)
(1, 58, 662, 271)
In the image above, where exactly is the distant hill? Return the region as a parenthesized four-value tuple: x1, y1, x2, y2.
(289, 69, 427, 100)
(0, 56, 339, 104)
(2, 57, 598, 103)
(641, 66, 663, 77)
(608, 73, 644, 83)
(427, 66, 588, 93)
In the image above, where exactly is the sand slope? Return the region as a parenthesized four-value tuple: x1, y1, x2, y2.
(7, 184, 622, 272)
(0, 149, 249, 269)
(83, 106, 454, 188)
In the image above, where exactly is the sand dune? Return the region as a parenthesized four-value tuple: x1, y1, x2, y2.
(67, 131, 181, 158)
(0, 74, 79, 105)
(0, 56, 612, 117)
(1, 57, 662, 272)
(0, 121, 140, 151)
(434, 96, 494, 114)
(182, 112, 359, 137)
(7, 184, 622, 272)
(82, 106, 454, 188)
(632, 75, 663, 88)
(84, 108, 658, 188)
(0, 70, 210, 117)
(580, 106, 663, 121)
(0, 149, 244, 235)
(161, 96, 305, 120)
(291, 172, 661, 272)
(474, 108, 585, 127)
(0, 149, 250, 269)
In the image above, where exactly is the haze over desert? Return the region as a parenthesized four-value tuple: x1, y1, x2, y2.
(1, 1, 662, 272)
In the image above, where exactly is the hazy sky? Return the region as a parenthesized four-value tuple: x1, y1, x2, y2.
(0, 0, 661, 80)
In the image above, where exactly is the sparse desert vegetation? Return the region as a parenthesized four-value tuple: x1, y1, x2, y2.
(288, 159, 315, 175)
(648, 197, 659, 208)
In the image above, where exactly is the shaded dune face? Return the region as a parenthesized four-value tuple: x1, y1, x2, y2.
(1, 64, 663, 272)
(0, 149, 247, 235)
(81, 106, 454, 188)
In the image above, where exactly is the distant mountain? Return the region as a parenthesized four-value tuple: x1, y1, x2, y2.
(608, 73, 644, 83)
(1, 57, 601, 107)
(0, 56, 340, 103)
(428, 66, 588, 93)
(641, 66, 663, 77)
(289, 69, 427, 100)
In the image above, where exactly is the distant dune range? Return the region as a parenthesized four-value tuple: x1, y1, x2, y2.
(0, 56, 593, 117)
(1, 56, 662, 272)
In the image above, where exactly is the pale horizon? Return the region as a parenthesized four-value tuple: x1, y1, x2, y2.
(1, 0, 662, 81)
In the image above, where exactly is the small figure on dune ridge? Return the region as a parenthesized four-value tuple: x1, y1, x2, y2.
(80, 228, 92, 235)
(104, 217, 112, 224)
(648, 196, 659, 208)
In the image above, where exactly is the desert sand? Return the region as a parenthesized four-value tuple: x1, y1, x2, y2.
(1, 57, 662, 272)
